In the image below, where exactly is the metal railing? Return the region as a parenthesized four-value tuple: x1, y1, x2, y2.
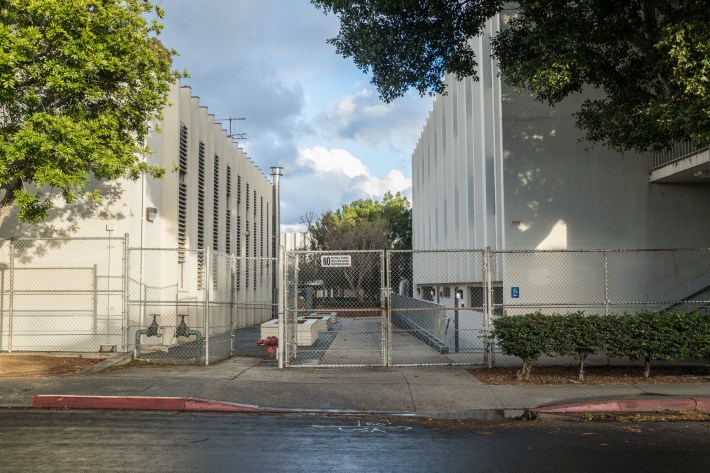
(651, 141, 709, 170)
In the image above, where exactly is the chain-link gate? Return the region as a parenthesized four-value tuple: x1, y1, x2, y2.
(388, 250, 491, 366)
(284, 250, 385, 367)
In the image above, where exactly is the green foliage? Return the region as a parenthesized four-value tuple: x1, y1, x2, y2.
(549, 312, 608, 360)
(607, 311, 699, 377)
(312, 0, 710, 153)
(548, 312, 610, 381)
(0, 0, 181, 225)
(491, 312, 554, 379)
(496, 310, 708, 380)
(311, 0, 502, 101)
(305, 191, 411, 250)
(685, 311, 710, 358)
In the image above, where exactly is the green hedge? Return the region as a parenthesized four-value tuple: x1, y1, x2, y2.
(491, 310, 710, 380)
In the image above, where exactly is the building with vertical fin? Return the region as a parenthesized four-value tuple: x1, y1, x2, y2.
(411, 13, 710, 317)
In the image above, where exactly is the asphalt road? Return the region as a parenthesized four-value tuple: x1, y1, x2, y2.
(1, 411, 709, 472)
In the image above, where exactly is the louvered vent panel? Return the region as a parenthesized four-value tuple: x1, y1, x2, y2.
(177, 124, 188, 264)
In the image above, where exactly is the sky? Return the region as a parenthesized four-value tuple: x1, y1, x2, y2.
(155, 0, 434, 230)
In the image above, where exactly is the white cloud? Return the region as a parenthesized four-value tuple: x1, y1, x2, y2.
(279, 147, 411, 225)
(297, 146, 368, 177)
(314, 88, 429, 151)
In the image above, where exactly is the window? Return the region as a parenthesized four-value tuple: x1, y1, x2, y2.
(469, 285, 503, 315)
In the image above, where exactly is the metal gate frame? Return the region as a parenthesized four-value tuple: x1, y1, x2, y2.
(282, 250, 387, 367)
(281, 248, 496, 368)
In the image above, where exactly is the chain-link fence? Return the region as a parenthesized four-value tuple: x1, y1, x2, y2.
(3, 238, 710, 369)
(284, 250, 385, 367)
(232, 255, 277, 358)
(0, 238, 125, 352)
(127, 247, 207, 363)
(127, 249, 277, 364)
(0, 237, 275, 364)
(282, 248, 710, 367)
(389, 250, 489, 366)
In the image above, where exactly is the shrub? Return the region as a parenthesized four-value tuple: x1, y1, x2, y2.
(607, 310, 692, 378)
(492, 312, 554, 380)
(684, 311, 710, 360)
(548, 312, 608, 381)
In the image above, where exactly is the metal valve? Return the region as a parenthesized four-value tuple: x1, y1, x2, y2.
(146, 314, 159, 337)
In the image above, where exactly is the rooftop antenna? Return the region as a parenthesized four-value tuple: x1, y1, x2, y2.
(218, 117, 246, 142)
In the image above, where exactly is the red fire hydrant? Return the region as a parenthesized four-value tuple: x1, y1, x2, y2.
(256, 336, 278, 355)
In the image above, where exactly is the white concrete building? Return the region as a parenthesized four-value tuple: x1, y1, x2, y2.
(1, 82, 275, 253)
(0, 81, 277, 353)
(410, 14, 710, 319)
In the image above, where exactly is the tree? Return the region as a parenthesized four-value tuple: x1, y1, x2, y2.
(304, 191, 412, 250)
(301, 193, 412, 301)
(312, 0, 710, 153)
(0, 0, 181, 227)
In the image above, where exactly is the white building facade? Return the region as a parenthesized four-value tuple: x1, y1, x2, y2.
(0, 82, 277, 354)
(411, 14, 710, 319)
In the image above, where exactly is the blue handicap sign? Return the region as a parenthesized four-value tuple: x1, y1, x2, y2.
(511, 287, 520, 299)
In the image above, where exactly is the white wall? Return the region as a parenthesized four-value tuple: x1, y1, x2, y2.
(410, 13, 710, 311)
(0, 80, 277, 351)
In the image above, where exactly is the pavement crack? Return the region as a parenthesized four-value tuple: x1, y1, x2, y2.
(403, 374, 417, 413)
(230, 365, 253, 381)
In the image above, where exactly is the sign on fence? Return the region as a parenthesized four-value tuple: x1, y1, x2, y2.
(320, 255, 352, 267)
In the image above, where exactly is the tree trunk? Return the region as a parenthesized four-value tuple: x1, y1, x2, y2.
(517, 361, 532, 380)
(577, 356, 586, 382)
(644, 357, 651, 378)
(0, 178, 22, 229)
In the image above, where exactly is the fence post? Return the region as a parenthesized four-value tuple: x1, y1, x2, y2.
(483, 247, 493, 368)
(384, 251, 392, 367)
(122, 234, 130, 352)
(93, 264, 98, 336)
(204, 247, 211, 365)
(230, 255, 235, 356)
(277, 246, 285, 368)
(8, 239, 13, 353)
(603, 250, 609, 316)
(291, 252, 300, 363)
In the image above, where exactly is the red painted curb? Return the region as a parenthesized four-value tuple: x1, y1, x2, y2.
(184, 398, 258, 412)
(535, 398, 700, 414)
(696, 399, 710, 412)
(31, 395, 260, 412)
(32, 395, 186, 411)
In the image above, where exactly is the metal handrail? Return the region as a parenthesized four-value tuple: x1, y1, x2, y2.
(651, 141, 709, 170)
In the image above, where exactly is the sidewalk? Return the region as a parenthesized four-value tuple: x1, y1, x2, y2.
(1, 355, 708, 419)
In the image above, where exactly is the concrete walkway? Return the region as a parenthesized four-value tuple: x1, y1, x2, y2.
(1, 355, 708, 419)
